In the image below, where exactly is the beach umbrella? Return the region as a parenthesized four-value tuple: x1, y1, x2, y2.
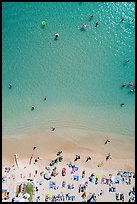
(47, 194, 51, 198)
(111, 175, 115, 183)
(62, 167, 66, 172)
(87, 193, 93, 201)
(2, 192, 5, 198)
(96, 174, 101, 179)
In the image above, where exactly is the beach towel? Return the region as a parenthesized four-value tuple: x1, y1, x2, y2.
(97, 163, 103, 167)
(62, 181, 66, 188)
(50, 160, 56, 166)
(71, 196, 75, 201)
(89, 177, 96, 184)
(70, 169, 75, 174)
(115, 178, 120, 184)
(73, 175, 79, 181)
(74, 167, 78, 171)
(2, 189, 7, 198)
(62, 168, 66, 176)
(96, 175, 101, 179)
(2, 177, 6, 184)
(59, 156, 63, 162)
(66, 195, 75, 201)
(49, 181, 56, 189)
(57, 151, 62, 156)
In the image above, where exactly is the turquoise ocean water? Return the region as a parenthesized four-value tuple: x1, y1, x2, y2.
(2, 2, 135, 138)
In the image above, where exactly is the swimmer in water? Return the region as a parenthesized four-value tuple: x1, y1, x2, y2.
(120, 103, 125, 107)
(9, 83, 12, 89)
(44, 96, 47, 101)
(85, 156, 91, 162)
(89, 15, 94, 20)
(126, 60, 130, 63)
(31, 106, 35, 110)
(55, 33, 59, 39)
(122, 83, 126, 87)
(82, 23, 87, 28)
(130, 89, 135, 93)
(121, 18, 124, 22)
(95, 22, 99, 27)
(106, 153, 112, 161)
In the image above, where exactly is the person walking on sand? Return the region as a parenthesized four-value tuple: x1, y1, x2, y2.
(104, 139, 110, 145)
(85, 156, 91, 162)
(106, 153, 112, 161)
(82, 170, 85, 178)
(74, 155, 80, 161)
(51, 127, 55, 131)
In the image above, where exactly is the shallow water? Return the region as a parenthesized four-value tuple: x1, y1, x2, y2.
(2, 2, 135, 138)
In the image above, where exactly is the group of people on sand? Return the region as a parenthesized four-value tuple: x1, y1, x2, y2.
(2, 143, 135, 202)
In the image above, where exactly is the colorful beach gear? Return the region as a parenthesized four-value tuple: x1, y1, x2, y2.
(73, 175, 79, 181)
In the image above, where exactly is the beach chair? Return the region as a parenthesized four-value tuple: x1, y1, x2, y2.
(73, 175, 79, 181)
(120, 193, 124, 201)
(115, 193, 119, 200)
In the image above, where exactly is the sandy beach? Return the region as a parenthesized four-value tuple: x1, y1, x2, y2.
(2, 128, 135, 170)
(2, 128, 135, 202)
